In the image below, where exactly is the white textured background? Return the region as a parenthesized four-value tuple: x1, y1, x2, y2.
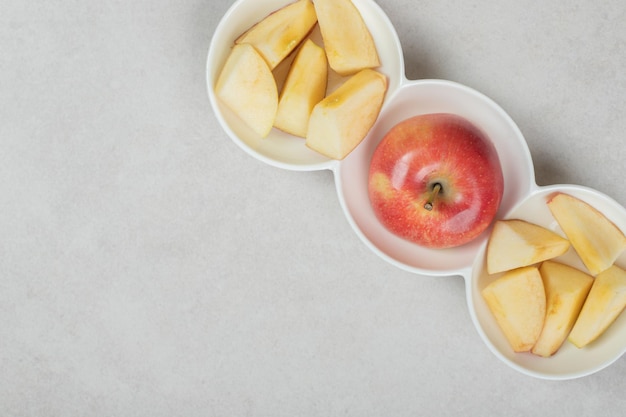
(1, 0, 626, 415)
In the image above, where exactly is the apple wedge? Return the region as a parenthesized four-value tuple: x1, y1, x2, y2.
(482, 266, 546, 352)
(306, 69, 387, 160)
(531, 261, 593, 357)
(215, 43, 278, 138)
(235, 0, 318, 70)
(547, 193, 626, 275)
(274, 39, 328, 138)
(486, 219, 571, 274)
(568, 264, 626, 348)
(314, 0, 380, 75)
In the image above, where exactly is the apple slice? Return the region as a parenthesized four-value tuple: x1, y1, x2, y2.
(235, 0, 318, 70)
(530, 261, 593, 357)
(306, 69, 387, 160)
(481, 266, 546, 352)
(274, 39, 328, 138)
(313, 0, 380, 75)
(568, 264, 626, 348)
(486, 219, 571, 274)
(215, 43, 278, 138)
(547, 193, 626, 275)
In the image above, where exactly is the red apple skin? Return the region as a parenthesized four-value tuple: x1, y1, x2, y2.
(368, 113, 504, 249)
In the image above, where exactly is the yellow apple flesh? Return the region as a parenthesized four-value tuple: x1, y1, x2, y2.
(482, 266, 546, 352)
(487, 219, 570, 274)
(531, 261, 593, 357)
(548, 192, 626, 275)
(313, 0, 380, 75)
(235, 0, 318, 70)
(274, 39, 328, 137)
(215, 43, 278, 138)
(568, 264, 626, 348)
(306, 68, 387, 160)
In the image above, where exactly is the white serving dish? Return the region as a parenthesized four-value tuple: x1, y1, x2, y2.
(207, 0, 626, 380)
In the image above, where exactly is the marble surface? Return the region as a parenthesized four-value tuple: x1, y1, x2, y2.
(2, 0, 626, 415)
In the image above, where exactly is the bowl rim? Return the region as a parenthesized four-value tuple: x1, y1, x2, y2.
(334, 77, 536, 277)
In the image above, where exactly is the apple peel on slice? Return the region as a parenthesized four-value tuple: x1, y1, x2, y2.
(482, 266, 546, 352)
(531, 261, 593, 357)
(215, 43, 278, 139)
(306, 68, 387, 160)
(235, 0, 318, 70)
(547, 193, 626, 276)
(486, 219, 570, 274)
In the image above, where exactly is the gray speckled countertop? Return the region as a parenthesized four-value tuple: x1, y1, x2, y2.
(2, 0, 625, 415)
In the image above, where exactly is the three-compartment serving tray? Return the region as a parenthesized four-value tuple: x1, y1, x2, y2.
(207, 0, 626, 379)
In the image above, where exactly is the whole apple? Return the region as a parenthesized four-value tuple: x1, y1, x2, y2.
(368, 113, 504, 248)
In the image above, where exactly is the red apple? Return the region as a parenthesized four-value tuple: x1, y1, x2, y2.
(368, 113, 504, 248)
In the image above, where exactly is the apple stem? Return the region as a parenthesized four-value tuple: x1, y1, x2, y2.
(424, 183, 442, 211)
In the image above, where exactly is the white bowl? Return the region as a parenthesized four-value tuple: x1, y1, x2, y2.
(468, 184, 626, 380)
(335, 79, 535, 276)
(207, 0, 404, 171)
(207, 0, 626, 379)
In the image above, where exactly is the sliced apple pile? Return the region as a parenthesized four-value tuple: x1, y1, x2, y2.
(482, 192, 626, 356)
(215, 0, 385, 158)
